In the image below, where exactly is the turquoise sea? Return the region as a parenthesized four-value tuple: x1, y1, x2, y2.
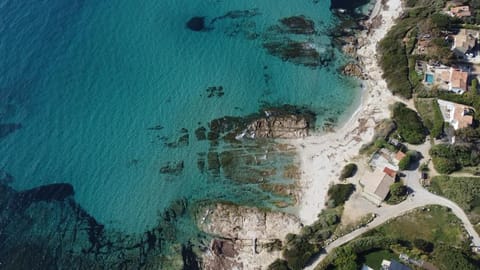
(0, 0, 370, 268)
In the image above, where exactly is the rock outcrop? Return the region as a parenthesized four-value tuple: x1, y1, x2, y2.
(245, 113, 310, 139)
(198, 203, 301, 239)
(197, 203, 302, 270)
(342, 62, 364, 78)
(208, 105, 316, 142)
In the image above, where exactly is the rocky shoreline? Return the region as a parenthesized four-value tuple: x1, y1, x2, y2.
(196, 203, 302, 269)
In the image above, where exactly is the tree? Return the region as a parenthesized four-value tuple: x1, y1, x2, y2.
(471, 78, 478, 96)
(333, 246, 358, 270)
(430, 13, 451, 30)
(413, 238, 434, 253)
(392, 103, 426, 144)
(340, 163, 357, 180)
(390, 182, 407, 197)
(268, 259, 290, 270)
(398, 154, 412, 170)
(434, 245, 478, 270)
(327, 184, 355, 207)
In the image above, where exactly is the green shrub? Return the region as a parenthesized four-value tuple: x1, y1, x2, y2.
(430, 13, 452, 30)
(283, 234, 319, 270)
(327, 184, 355, 207)
(392, 102, 427, 144)
(390, 182, 407, 197)
(431, 99, 444, 138)
(413, 238, 434, 253)
(379, 26, 413, 98)
(340, 163, 357, 180)
(268, 259, 290, 270)
(430, 143, 480, 174)
(398, 154, 412, 170)
(430, 175, 480, 211)
(433, 245, 478, 270)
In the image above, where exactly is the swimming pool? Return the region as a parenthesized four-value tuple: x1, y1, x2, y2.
(425, 73, 434, 83)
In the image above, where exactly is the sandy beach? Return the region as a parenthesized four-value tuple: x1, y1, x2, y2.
(293, 0, 404, 225)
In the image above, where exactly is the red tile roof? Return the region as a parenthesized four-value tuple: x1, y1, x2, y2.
(383, 167, 397, 178)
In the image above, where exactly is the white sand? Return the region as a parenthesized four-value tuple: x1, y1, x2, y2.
(292, 0, 404, 225)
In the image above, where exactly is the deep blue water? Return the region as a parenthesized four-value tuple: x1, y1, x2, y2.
(0, 0, 367, 268)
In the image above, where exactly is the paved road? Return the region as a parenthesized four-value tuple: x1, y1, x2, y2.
(305, 143, 480, 270)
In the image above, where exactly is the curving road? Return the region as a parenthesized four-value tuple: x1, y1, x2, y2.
(305, 143, 480, 270)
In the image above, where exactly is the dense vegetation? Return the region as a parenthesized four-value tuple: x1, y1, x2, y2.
(429, 175, 480, 232)
(271, 183, 356, 270)
(391, 103, 427, 144)
(430, 135, 480, 174)
(326, 183, 355, 208)
(386, 182, 408, 205)
(398, 154, 412, 170)
(378, 22, 413, 98)
(339, 163, 357, 180)
(415, 98, 444, 138)
(378, 0, 453, 98)
(316, 206, 477, 270)
(280, 207, 341, 270)
(433, 245, 479, 270)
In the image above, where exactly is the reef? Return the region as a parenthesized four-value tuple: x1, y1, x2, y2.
(192, 105, 312, 189)
(205, 86, 224, 98)
(261, 15, 334, 68)
(165, 128, 189, 148)
(263, 39, 332, 68)
(160, 161, 185, 175)
(0, 182, 204, 269)
(9, 183, 74, 211)
(279, 16, 316, 34)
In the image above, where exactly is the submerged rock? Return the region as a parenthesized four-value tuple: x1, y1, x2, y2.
(211, 9, 260, 23)
(195, 126, 207, 141)
(205, 86, 224, 98)
(279, 15, 316, 34)
(262, 40, 332, 68)
(0, 181, 203, 269)
(160, 161, 184, 175)
(181, 243, 201, 270)
(186, 17, 205, 31)
(147, 125, 163, 131)
(0, 123, 22, 139)
(165, 130, 189, 148)
(9, 183, 74, 211)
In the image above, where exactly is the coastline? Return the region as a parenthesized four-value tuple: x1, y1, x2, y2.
(293, 0, 404, 225)
(198, 1, 405, 268)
